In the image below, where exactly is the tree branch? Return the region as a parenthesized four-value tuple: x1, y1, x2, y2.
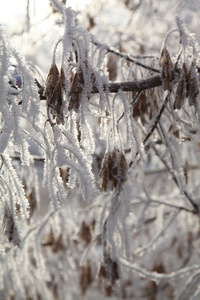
(35, 75, 163, 100)
(92, 75, 162, 93)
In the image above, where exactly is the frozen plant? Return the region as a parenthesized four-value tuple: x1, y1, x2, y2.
(0, 0, 200, 299)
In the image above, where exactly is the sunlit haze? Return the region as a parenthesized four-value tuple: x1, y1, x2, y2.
(0, 0, 91, 30)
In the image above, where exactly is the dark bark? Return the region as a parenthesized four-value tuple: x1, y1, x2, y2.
(92, 75, 162, 93)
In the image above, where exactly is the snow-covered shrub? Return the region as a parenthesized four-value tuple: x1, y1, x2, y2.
(1, 1, 200, 299)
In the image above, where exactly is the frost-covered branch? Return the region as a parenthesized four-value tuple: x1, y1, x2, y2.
(1, 2, 200, 299)
(33, 74, 162, 100)
(120, 257, 200, 281)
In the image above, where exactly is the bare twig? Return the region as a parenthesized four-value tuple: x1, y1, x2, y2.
(152, 144, 199, 214)
(143, 91, 170, 145)
(92, 39, 161, 73)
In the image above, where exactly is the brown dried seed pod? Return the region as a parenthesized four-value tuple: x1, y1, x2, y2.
(79, 221, 92, 246)
(45, 64, 64, 124)
(100, 148, 127, 192)
(159, 48, 173, 68)
(79, 261, 93, 296)
(107, 54, 118, 81)
(69, 68, 84, 112)
(133, 91, 147, 125)
(45, 64, 59, 96)
(87, 14, 95, 31)
(43, 228, 64, 253)
(60, 67, 65, 88)
(174, 63, 188, 110)
(133, 89, 158, 124)
(159, 47, 173, 91)
(187, 61, 199, 107)
(2, 202, 20, 245)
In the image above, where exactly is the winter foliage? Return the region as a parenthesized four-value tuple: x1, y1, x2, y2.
(1, 0, 200, 299)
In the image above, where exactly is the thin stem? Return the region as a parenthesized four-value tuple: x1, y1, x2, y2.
(152, 144, 198, 214)
(143, 92, 170, 145)
(92, 39, 161, 73)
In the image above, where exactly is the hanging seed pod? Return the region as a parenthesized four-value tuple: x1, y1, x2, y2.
(100, 148, 127, 192)
(45, 64, 64, 124)
(187, 61, 199, 108)
(60, 67, 65, 89)
(87, 14, 95, 31)
(78, 221, 92, 246)
(133, 90, 158, 125)
(159, 47, 173, 91)
(173, 63, 188, 110)
(69, 68, 84, 112)
(133, 91, 147, 125)
(107, 54, 118, 81)
(2, 202, 20, 245)
(45, 64, 59, 96)
(79, 261, 93, 296)
(149, 89, 159, 120)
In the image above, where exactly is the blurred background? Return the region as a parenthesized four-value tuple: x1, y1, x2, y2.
(1, 0, 200, 76)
